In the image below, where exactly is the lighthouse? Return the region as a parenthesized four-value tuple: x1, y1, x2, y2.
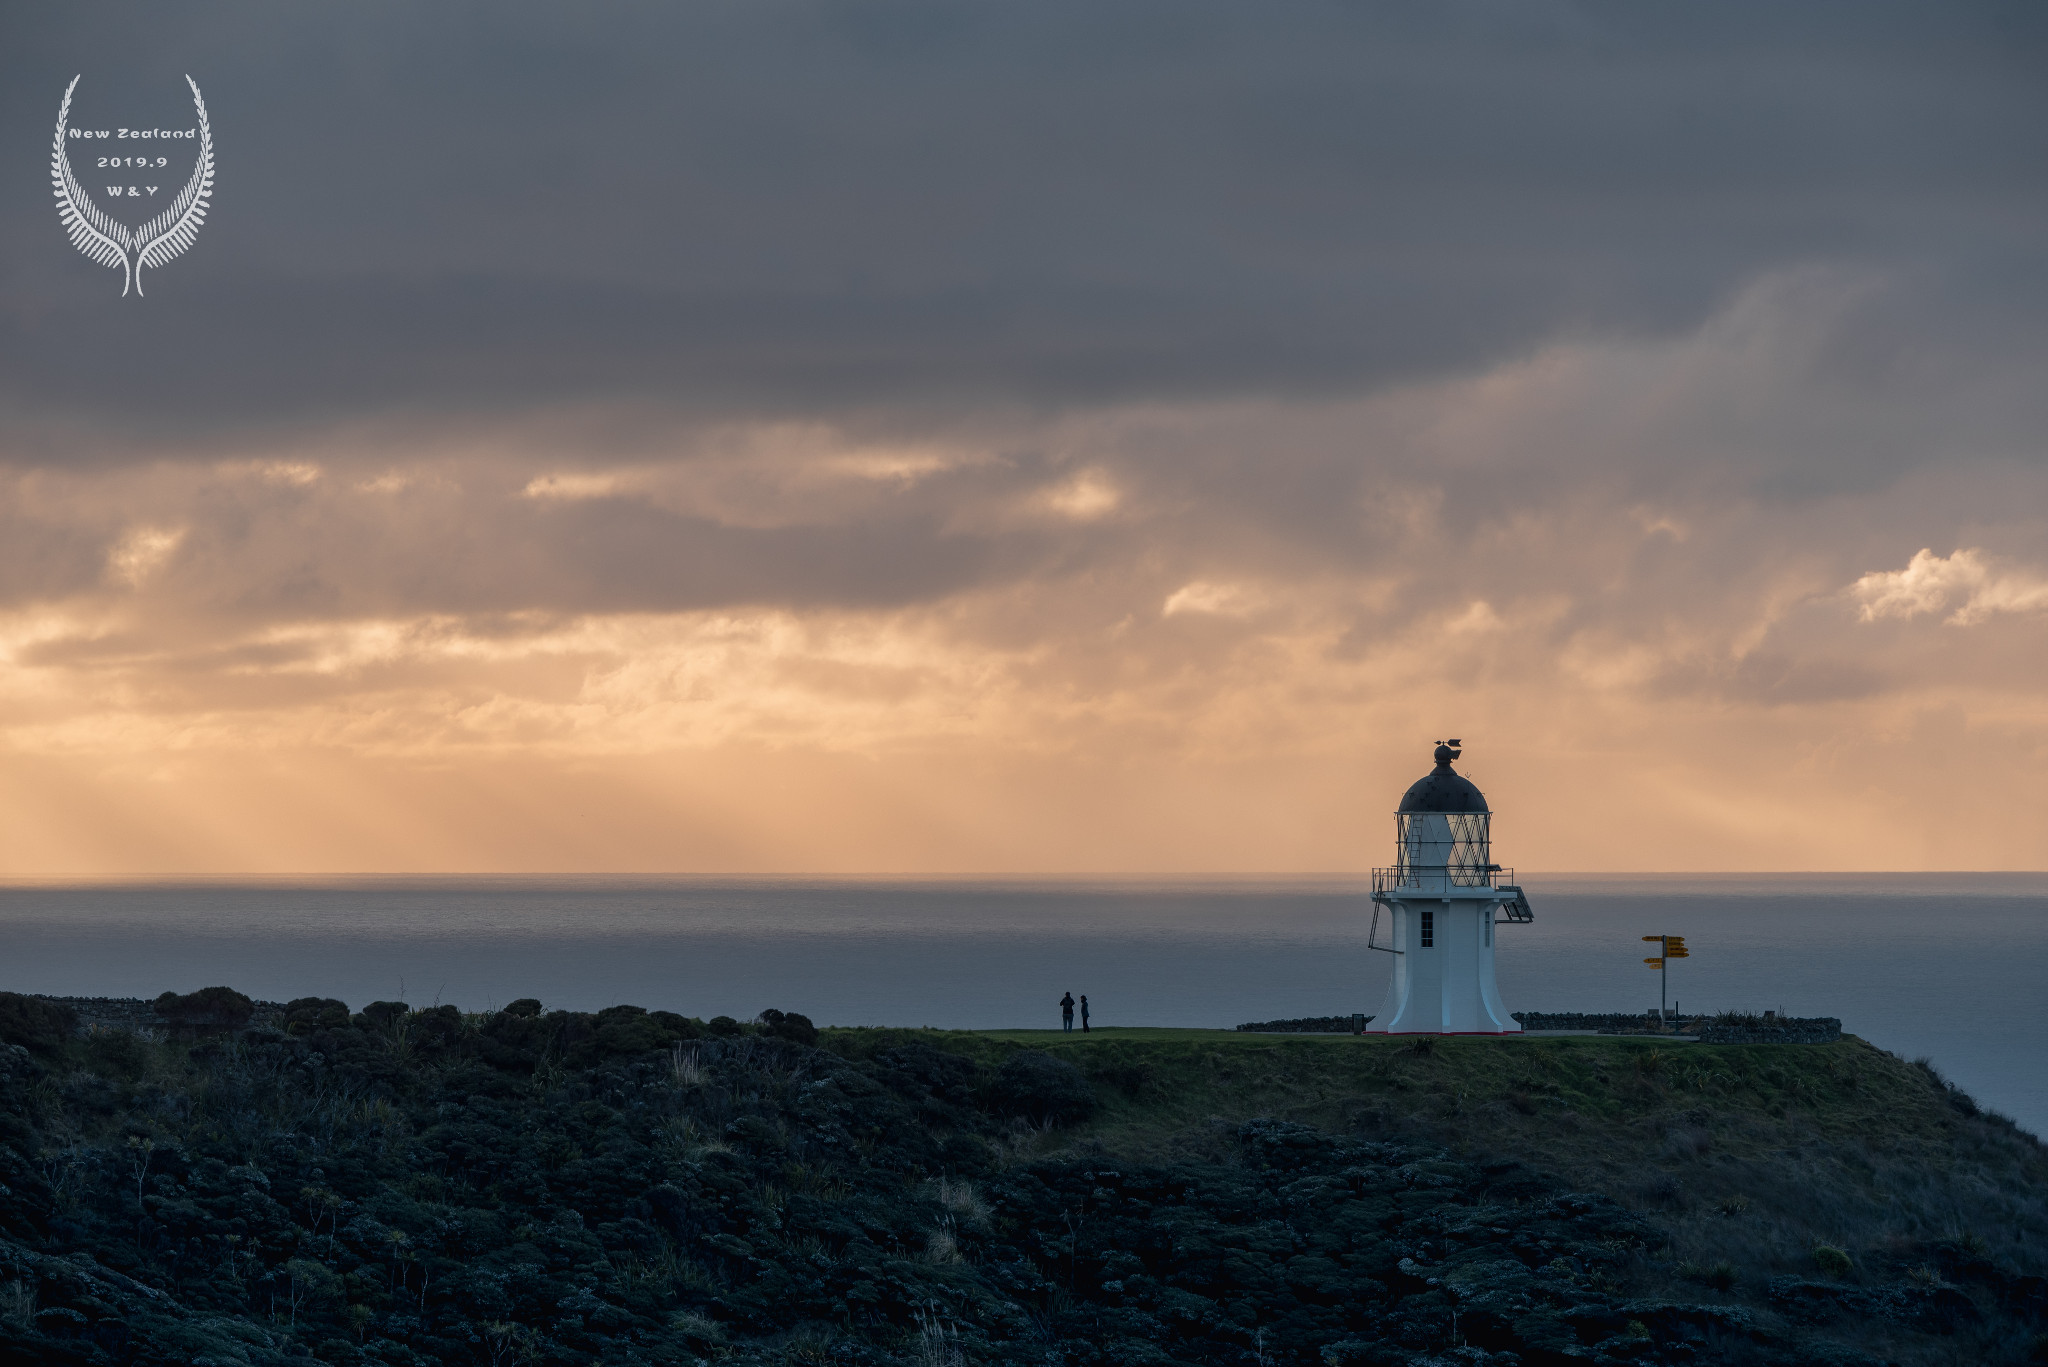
(1366, 741, 1533, 1034)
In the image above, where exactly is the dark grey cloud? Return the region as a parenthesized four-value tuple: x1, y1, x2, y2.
(3, 0, 2044, 458)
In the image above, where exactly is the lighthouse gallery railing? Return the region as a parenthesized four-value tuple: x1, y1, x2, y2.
(1371, 865, 1513, 895)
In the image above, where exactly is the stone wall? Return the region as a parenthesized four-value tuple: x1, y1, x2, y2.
(1513, 1010, 1841, 1043)
(1513, 1011, 1693, 1034)
(1695, 1016, 1841, 1045)
(1236, 1015, 1374, 1033)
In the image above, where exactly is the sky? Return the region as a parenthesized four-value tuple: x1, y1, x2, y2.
(2, 1, 2046, 874)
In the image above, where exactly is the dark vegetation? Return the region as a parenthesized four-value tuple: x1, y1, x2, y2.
(154, 988, 259, 1037)
(0, 992, 2041, 1367)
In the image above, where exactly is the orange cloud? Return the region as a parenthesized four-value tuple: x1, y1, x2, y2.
(2, 277, 2046, 874)
(1851, 549, 2048, 626)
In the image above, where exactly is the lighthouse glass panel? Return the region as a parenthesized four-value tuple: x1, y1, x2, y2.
(1396, 812, 1492, 886)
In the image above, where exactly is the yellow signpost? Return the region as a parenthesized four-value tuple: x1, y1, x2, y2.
(1641, 934, 1689, 1026)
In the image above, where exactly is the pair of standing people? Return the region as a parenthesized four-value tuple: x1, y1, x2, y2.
(1059, 992, 1090, 1032)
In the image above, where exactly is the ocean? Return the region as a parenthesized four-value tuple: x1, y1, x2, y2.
(0, 873, 2039, 1136)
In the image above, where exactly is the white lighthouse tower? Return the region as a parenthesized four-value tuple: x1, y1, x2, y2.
(1366, 740, 1532, 1035)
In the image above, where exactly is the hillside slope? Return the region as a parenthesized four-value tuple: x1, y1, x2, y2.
(833, 1028, 2048, 1359)
(0, 995, 2038, 1367)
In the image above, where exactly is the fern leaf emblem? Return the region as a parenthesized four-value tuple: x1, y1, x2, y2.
(51, 76, 215, 297)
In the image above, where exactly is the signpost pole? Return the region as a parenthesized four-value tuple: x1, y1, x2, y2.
(1644, 934, 1688, 1031)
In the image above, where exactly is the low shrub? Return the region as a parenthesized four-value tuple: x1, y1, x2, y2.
(80, 1028, 150, 1078)
(356, 1000, 409, 1032)
(0, 992, 76, 1056)
(988, 1050, 1096, 1125)
(596, 1004, 672, 1055)
(283, 997, 350, 1035)
(757, 1009, 818, 1046)
(151, 986, 253, 1035)
(1089, 1060, 1155, 1098)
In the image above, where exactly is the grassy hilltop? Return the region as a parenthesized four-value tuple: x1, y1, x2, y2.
(0, 993, 2040, 1367)
(833, 1027, 2048, 1335)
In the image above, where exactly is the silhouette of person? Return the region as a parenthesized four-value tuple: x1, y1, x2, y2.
(1060, 992, 1075, 1031)
(1080, 995, 1090, 1032)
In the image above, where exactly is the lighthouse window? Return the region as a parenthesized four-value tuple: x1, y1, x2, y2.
(1420, 911, 1434, 947)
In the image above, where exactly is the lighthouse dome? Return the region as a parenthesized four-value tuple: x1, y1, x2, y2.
(1397, 742, 1490, 814)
